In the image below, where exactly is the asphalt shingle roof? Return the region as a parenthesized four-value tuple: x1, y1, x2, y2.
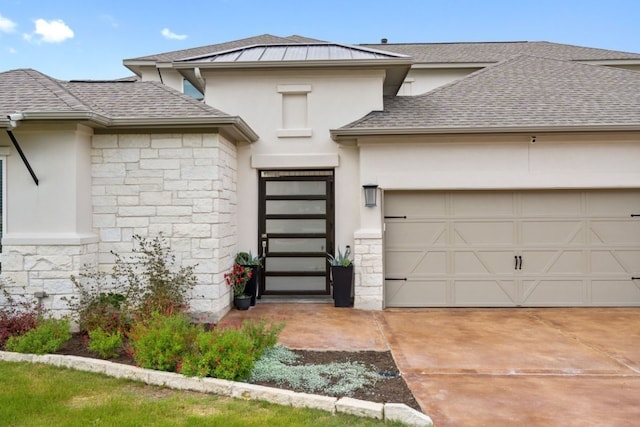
(0, 68, 230, 120)
(341, 55, 640, 131)
(360, 41, 640, 64)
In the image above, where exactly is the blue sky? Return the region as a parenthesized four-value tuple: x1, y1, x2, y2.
(1, 0, 639, 80)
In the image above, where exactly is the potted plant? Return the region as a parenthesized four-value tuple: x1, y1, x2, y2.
(327, 245, 353, 307)
(235, 251, 262, 306)
(224, 263, 253, 310)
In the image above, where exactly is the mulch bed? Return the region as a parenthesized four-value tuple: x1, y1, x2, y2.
(50, 334, 420, 411)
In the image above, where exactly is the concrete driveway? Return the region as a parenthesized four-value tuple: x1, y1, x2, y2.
(220, 305, 640, 426)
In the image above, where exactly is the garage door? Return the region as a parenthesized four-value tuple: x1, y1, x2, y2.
(384, 190, 640, 307)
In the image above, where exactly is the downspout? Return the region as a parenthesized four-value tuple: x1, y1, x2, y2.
(6, 114, 39, 185)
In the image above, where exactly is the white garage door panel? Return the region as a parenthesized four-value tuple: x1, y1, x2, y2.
(384, 190, 640, 307)
(454, 280, 517, 305)
(385, 280, 448, 306)
(592, 280, 640, 305)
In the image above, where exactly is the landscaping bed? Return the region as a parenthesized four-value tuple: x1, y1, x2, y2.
(53, 333, 421, 411)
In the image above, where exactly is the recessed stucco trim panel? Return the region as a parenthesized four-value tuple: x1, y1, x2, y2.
(251, 153, 339, 168)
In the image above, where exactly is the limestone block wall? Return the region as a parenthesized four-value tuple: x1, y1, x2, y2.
(353, 233, 384, 310)
(1, 243, 98, 318)
(91, 133, 238, 322)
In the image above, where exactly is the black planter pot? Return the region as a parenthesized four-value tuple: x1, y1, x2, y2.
(234, 295, 252, 310)
(331, 265, 353, 307)
(241, 265, 261, 306)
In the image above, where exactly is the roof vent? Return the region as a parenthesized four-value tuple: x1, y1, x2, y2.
(381, 38, 388, 44)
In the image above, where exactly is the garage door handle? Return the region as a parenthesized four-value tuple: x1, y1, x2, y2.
(386, 277, 407, 281)
(514, 255, 522, 270)
(633, 277, 640, 280)
(632, 214, 640, 217)
(518, 256, 522, 270)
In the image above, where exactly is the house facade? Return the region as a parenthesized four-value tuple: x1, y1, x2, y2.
(2, 35, 640, 320)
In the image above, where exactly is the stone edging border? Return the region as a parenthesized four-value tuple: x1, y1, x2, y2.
(0, 351, 433, 426)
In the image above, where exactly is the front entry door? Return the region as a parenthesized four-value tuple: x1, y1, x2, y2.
(259, 170, 334, 296)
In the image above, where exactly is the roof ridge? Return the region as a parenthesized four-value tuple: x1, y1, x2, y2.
(21, 69, 93, 112)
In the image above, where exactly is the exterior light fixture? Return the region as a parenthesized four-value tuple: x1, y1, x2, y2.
(363, 184, 378, 207)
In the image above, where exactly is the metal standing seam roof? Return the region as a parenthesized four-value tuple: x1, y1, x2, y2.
(336, 55, 640, 133)
(359, 41, 640, 64)
(125, 34, 326, 63)
(175, 43, 410, 64)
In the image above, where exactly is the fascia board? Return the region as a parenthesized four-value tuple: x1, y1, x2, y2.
(331, 124, 640, 141)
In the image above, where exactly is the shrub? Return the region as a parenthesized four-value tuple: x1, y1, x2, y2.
(240, 319, 285, 359)
(0, 281, 43, 347)
(128, 312, 198, 372)
(67, 234, 197, 333)
(180, 319, 284, 381)
(88, 327, 123, 359)
(180, 327, 256, 381)
(4, 318, 71, 355)
(250, 345, 382, 396)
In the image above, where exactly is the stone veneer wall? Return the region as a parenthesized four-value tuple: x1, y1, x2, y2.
(91, 133, 238, 322)
(1, 243, 98, 318)
(353, 233, 384, 310)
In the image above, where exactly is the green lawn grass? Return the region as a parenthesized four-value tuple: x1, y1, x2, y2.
(0, 361, 404, 427)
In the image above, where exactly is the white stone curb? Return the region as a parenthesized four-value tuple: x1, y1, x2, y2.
(0, 351, 433, 426)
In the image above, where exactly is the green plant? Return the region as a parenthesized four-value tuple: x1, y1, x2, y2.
(67, 234, 197, 332)
(4, 317, 71, 355)
(225, 263, 253, 297)
(88, 327, 123, 359)
(240, 319, 285, 359)
(128, 312, 198, 372)
(235, 251, 262, 266)
(250, 345, 381, 396)
(180, 327, 256, 380)
(327, 245, 352, 267)
(0, 281, 42, 347)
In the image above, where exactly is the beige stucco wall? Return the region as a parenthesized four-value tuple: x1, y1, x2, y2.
(202, 68, 384, 254)
(352, 131, 640, 309)
(398, 67, 481, 96)
(0, 123, 97, 317)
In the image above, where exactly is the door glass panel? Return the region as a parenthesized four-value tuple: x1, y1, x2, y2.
(266, 276, 326, 291)
(266, 219, 325, 234)
(266, 181, 325, 196)
(269, 238, 326, 253)
(267, 257, 326, 272)
(266, 200, 326, 215)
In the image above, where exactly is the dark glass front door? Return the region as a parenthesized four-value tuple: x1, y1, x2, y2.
(258, 170, 334, 295)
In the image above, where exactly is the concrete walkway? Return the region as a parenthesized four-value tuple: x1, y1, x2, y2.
(220, 304, 640, 427)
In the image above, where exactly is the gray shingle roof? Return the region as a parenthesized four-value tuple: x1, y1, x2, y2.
(338, 56, 640, 132)
(0, 68, 229, 119)
(126, 34, 324, 62)
(360, 41, 640, 64)
(0, 69, 258, 141)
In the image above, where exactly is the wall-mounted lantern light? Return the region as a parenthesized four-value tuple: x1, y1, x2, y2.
(363, 184, 378, 207)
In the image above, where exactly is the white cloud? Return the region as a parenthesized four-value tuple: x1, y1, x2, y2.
(161, 28, 187, 40)
(31, 18, 74, 43)
(0, 13, 17, 33)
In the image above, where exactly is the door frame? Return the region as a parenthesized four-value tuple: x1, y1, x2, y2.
(258, 170, 335, 296)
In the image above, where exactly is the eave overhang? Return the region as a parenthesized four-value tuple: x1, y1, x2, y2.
(331, 124, 640, 144)
(4, 112, 258, 143)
